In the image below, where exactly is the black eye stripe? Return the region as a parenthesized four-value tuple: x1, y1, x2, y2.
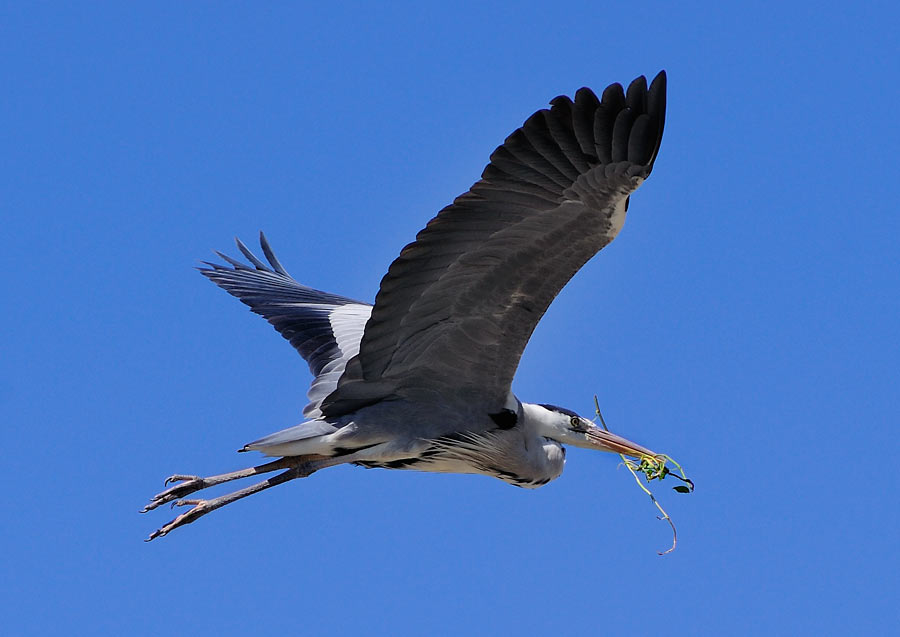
(539, 403, 579, 418)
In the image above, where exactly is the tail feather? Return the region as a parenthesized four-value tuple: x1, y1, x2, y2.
(241, 419, 339, 456)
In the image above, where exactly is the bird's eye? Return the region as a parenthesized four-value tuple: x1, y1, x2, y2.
(570, 416, 582, 430)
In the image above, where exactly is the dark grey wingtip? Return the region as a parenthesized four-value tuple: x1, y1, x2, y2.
(259, 231, 289, 277)
(235, 237, 270, 271)
(611, 71, 667, 174)
(214, 250, 251, 270)
(645, 70, 667, 171)
(625, 75, 648, 111)
(601, 81, 626, 110)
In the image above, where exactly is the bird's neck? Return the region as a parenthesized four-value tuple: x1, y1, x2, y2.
(517, 402, 567, 483)
(520, 402, 561, 438)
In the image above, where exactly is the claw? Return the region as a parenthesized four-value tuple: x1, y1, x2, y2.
(173, 499, 203, 508)
(143, 476, 208, 513)
(144, 456, 319, 540)
(146, 499, 213, 541)
(165, 474, 198, 486)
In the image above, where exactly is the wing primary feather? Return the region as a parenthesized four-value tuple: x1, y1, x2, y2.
(572, 87, 601, 159)
(546, 97, 592, 173)
(547, 95, 575, 126)
(215, 251, 252, 270)
(235, 237, 270, 271)
(600, 82, 626, 111)
(611, 107, 635, 163)
(593, 103, 617, 164)
(492, 129, 572, 189)
(521, 110, 580, 182)
(625, 75, 648, 112)
(627, 113, 654, 166)
(646, 70, 667, 169)
(258, 231, 290, 276)
(487, 146, 568, 194)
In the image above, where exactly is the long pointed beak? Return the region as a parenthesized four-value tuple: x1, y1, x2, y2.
(585, 425, 656, 459)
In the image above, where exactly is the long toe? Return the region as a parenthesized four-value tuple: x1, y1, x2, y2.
(172, 498, 203, 508)
(145, 500, 211, 541)
(143, 463, 316, 539)
(142, 477, 209, 512)
(165, 474, 200, 486)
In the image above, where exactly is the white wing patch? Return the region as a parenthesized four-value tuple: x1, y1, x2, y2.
(329, 304, 372, 358)
(606, 179, 642, 240)
(302, 303, 373, 418)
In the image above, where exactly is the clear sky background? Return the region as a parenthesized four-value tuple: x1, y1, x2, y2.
(2, 2, 898, 635)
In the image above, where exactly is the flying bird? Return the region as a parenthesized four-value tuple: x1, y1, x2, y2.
(144, 71, 667, 540)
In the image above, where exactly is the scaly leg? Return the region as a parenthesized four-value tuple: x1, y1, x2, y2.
(144, 455, 347, 541)
(141, 456, 320, 513)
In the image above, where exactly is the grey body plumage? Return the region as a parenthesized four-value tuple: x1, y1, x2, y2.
(145, 72, 667, 539)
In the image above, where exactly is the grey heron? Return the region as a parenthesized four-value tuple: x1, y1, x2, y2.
(144, 71, 667, 540)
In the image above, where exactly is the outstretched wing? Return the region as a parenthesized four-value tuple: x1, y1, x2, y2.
(200, 233, 372, 418)
(322, 72, 666, 417)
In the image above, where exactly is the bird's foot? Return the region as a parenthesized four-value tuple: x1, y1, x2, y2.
(142, 455, 339, 540)
(146, 498, 212, 541)
(142, 475, 209, 513)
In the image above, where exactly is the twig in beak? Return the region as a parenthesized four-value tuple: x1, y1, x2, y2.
(593, 395, 683, 556)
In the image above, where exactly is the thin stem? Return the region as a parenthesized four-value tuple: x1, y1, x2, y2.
(593, 395, 678, 556)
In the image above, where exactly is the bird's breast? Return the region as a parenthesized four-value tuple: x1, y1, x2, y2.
(355, 429, 565, 489)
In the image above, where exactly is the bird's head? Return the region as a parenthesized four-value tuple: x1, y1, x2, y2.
(525, 403, 655, 459)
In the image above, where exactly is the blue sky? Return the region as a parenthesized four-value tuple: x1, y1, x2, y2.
(2, 2, 898, 635)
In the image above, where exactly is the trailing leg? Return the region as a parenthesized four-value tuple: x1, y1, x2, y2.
(144, 455, 349, 540)
(141, 456, 320, 512)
